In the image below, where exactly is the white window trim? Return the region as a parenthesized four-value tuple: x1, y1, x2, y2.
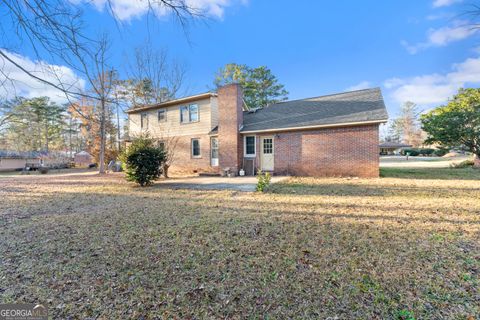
(180, 104, 200, 124)
(243, 135, 256, 157)
(189, 104, 200, 123)
(191, 138, 201, 158)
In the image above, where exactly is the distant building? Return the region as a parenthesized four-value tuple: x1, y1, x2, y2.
(74, 151, 93, 167)
(379, 142, 412, 155)
(0, 151, 41, 171)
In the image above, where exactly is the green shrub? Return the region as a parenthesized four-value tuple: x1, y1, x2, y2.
(419, 148, 434, 156)
(119, 135, 166, 186)
(433, 148, 448, 157)
(450, 159, 474, 169)
(256, 170, 271, 192)
(403, 149, 419, 156)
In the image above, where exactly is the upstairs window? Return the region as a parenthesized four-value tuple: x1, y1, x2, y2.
(180, 104, 200, 123)
(191, 139, 201, 158)
(158, 109, 166, 122)
(180, 106, 189, 123)
(244, 136, 256, 156)
(141, 112, 148, 130)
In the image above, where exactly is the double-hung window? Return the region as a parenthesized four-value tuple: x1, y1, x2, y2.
(191, 139, 201, 158)
(244, 136, 256, 156)
(158, 109, 166, 122)
(180, 104, 199, 123)
(141, 112, 148, 130)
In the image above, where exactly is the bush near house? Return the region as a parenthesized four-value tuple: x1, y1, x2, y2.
(119, 135, 166, 186)
(256, 170, 271, 192)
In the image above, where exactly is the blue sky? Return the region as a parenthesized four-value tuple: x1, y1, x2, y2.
(2, 0, 479, 117)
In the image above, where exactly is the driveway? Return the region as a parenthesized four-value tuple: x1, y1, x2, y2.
(155, 175, 288, 192)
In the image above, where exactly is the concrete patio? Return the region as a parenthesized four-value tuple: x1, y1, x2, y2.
(154, 175, 288, 192)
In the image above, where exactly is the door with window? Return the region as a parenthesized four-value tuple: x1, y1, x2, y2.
(261, 136, 274, 171)
(210, 137, 219, 166)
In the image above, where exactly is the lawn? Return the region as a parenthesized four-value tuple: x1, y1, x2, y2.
(0, 169, 479, 319)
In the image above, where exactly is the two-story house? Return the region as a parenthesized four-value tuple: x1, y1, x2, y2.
(127, 84, 388, 177)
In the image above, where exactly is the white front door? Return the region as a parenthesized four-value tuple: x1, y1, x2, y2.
(261, 136, 274, 171)
(211, 137, 219, 166)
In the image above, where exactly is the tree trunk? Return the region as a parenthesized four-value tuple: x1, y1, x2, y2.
(98, 98, 106, 174)
(116, 103, 121, 152)
(45, 123, 49, 152)
(163, 164, 169, 178)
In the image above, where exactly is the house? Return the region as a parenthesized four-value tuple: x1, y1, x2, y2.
(0, 151, 41, 171)
(74, 151, 93, 167)
(127, 84, 388, 177)
(379, 142, 412, 155)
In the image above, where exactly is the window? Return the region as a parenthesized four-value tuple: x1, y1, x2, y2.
(244, 136, 256, 156)
(189, 104, 199, 122)
(141, 112, 148, 129)
(180, 104, 200, 123)
(180, 106, 189, 123)
(158, 109, 166, 122)
(263, 138, 273, 154)
(211, 137, 219, 161)
(191, 139, 201, 157)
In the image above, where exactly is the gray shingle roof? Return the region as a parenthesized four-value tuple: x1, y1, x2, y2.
(241, 88, 388, 132)
(379, 142, 412, 148)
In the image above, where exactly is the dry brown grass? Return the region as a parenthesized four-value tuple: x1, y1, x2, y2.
(0, 170, 479, 319)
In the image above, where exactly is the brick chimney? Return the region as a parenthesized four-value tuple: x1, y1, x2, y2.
(218, 83, 244, 175)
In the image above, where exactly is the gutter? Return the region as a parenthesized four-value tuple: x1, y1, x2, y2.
(240, 119, 388, 134)
(126, 92, 216, 114)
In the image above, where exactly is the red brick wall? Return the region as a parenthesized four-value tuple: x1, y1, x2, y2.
(243, 124, 380, 178)
(168, 134, 219, 175)
(218, 84, 243, 174)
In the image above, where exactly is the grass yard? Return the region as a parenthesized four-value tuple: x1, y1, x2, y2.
(0, 169, 479, 319)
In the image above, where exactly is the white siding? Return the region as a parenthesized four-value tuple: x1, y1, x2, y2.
(129, 97, 216, 139)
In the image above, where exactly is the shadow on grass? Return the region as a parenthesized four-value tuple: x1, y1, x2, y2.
(269, 181, 480, 197)
(380, 167, 480, 180)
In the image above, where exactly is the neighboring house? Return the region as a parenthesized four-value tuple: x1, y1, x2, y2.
(379, 142, 412, 155)
(0, 151, 41, 171)
(74, 151, 93, 167)
(127, 84, 388, 177)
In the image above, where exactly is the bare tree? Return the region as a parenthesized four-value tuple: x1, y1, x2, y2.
(158, 135, 179, 178)
(0, 0, 198, 101)
(127, 43, 187, 106)
(0, 101, 14, 132)
(391, 102, 425, 147)
(0, 0, 201, 172)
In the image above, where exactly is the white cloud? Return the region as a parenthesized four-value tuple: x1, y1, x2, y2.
(82, 0, 247, 21)
(433, 0, 462, 8)
(0, 51, 85, 103)
(402, 21, 476, 54)
(384, 56, 480, 106)
(346, 81, 372, 91)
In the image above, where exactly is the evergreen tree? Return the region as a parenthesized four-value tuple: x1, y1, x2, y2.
(213, 63, 288, 108)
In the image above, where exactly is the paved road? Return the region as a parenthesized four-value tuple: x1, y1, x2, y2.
(380, 155, 471, 168)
